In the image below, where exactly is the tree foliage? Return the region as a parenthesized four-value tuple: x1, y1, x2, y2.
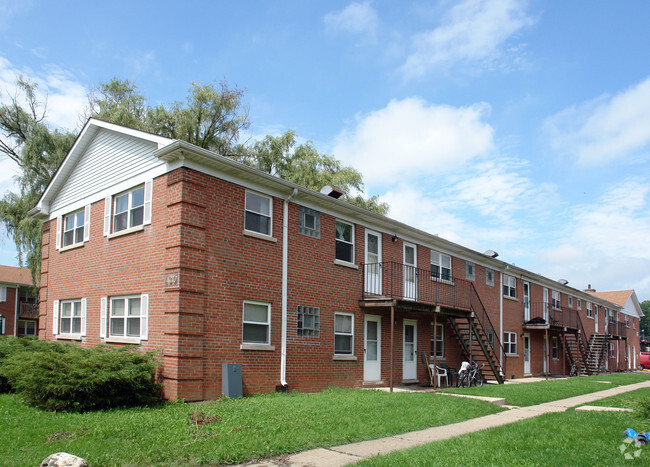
(640, 300, 650, 342)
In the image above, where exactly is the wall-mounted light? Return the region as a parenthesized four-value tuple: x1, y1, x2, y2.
(392, 234, 398, 243)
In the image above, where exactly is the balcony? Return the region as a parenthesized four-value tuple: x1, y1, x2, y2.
(361, 262, 474, 312)
(607, 320, 627, 339)
(19, 302, 39, 320)
(523, 302, 581, 330)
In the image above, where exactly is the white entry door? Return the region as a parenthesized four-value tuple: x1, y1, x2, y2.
(364, 230, 382, 295)
(543, 288, 549, 322)
(403, 320, 417, 380)
(523, 282, 530, 321)
(594, 306, 599, 333)
(403, 243, 417, 300)
(523, 334, 531, 374)
(364, 315, 381, 381)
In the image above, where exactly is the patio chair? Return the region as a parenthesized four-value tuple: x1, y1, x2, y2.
(440, 363, 458, 387)
(429, 364, 448, 387)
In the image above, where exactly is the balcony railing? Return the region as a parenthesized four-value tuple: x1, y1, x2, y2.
(606, 321, 627, 338)
(19, 302, 39, 319)
(524, 302, 581, 330)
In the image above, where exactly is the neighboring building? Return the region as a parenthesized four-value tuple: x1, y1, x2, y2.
(0, 265, 37, 337)
(28, 119, 639, 401)
(586, 288, 644, 370)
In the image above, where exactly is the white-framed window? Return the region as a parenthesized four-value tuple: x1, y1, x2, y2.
(503, 275, 516, 298)
(465, 261, 475, 281)
(0, 286, 6, 302)
(633, 318, 636, 329)
(577, 298, 582, 310)
(568, 296, 573, 308)
(486, 268, 494, 286)
(504, 331, 517, 355)
(297, 306, 320, 337)
(52, 298, 87, 338)
(552, 336, 558, 359)
(245, 191, 272, 236)
(334, 312, 354, 355)
(107, 295, 148, 339)
(104, 181, 152, 236)
(17, 319, 37, 336)
(609, 342, 615, 358)
(586, 302, 593, 318)
(430, 322, 444, 358)
(552, 291, 561, 309)
(57, 205, 91, 249)
(431, 251, 452, 282)
(242, 301, 270, 345)
(625, 315, 630, 327)
(335, 220, 354, 263)
(299, 206, 320, 238)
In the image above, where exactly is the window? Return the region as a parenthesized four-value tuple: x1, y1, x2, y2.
(297, 306, 320, 337)
(503, 275, 516, 298)
(504, 331, 517, 355)
(430, 323, 444, 358)
(53, 299, 86, 338)
(104, 181, 152, 236)
(609, 342, 615, 358)
(552, 291, 561, 309)
(17, 319, 37, 336)
(485, 328, 495, 349)
(586, 302, 593, 318)
(108, 295, 148, 339)
(552, 336, 558, 359)
(63, 209, 85, 247)
(245, 191, 272, 236)
(568, 296, 573, 308)
(242, 301, 270, 344)
(486, 268, 494, 286)
(625, 315, 630, 327)
(0, 286, 6, 302)
(335, 220, 354, 263)
(299, 206, 320, 238)
(633, 318, 636, 329)
(465, 262, 475, 281)
(577, 298, 582, 310)
(334, 312, 354, 355)
(431, 251, 452, 281)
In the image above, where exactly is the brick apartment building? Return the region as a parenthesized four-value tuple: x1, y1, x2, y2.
(0, 265, 37, 337)
(29, 119, 643, 400)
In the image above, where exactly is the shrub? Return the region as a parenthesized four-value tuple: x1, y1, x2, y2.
(1, 340, 162, 411)
(0, 336, 50, 393)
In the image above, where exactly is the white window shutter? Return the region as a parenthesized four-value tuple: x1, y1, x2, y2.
(103, 197, 112, 236)
(143, 180, 153, 225)
(81, 298, 87, 337)
(84, 204, 91, 242)
(56, 216, 62, 250)
(140, 293, 149, 340)
(53, 300, 59, 336)
(100, 297, 107, 339)
(0, 286, 6, 302)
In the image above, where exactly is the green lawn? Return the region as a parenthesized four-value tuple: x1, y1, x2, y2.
(438, 373, 650, 406)
(585, 387, 650, 409)
(358, 410, 650, 466)
(0, 388, 502, 466)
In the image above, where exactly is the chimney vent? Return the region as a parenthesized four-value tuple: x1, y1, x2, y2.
(320, 185, 344, 199)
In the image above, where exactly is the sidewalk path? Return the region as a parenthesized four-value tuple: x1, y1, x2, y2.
(244, 380, 650, 467)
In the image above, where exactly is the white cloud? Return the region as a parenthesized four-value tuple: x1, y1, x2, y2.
(400, 0, 535, 78)
(324, 1, 379, 40)
(545, 77, 650, 166)
(0, 56, 88, 132)
(333, 97, 494, 184)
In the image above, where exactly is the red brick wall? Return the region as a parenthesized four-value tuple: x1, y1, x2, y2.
(0, 287, 17, 336)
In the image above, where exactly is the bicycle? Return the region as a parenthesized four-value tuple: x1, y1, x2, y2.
(569, 362, 579, 377)
(458, 361, 485, 387)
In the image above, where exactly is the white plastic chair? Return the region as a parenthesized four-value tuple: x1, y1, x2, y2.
(429, 364, 448, 387)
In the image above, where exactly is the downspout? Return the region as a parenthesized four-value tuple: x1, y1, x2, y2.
(280, 188, 299, 388)
(499, 270, 504, 376)
(14, 285, 19, 336)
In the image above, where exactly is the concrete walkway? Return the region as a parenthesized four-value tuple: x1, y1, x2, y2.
(243, 380, 650, 467)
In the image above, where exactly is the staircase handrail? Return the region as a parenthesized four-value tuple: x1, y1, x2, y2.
(468, 282, 507, 378)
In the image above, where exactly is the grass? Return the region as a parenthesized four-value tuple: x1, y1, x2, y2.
(438, 373, 650, 406)
(0, 387, 502, 466)
(358, 409, 650, 466)
(585, 387, 650, 409)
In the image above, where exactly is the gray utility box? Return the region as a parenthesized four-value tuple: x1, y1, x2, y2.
(222, 363, 243, 398)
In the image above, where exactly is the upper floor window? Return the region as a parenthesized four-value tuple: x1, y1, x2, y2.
(503, 275, 516, 298)
(104, 181, 152, 236)
(245, 191, 272, 236)
(57, 205, 91, 249)
(465, 262, 475, 281)
(485, 268, 494, 286)
(335, 220, 354, 263)
(577, 298, 582, 310)
(586, 302, 593, 318)
(625, 315, 630, 327)
(568, 296, 573, 308)
(299, 206, 320, 238)
(552, 291, 561, 309)
(431, 251, 451, 282)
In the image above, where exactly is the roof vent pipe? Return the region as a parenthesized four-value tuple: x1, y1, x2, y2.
(320, 185, 344, 199)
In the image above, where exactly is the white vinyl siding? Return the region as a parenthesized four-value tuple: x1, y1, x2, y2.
(51, 129, 162, 212)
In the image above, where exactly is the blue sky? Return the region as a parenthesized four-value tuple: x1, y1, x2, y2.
(1, 0, 650, 301)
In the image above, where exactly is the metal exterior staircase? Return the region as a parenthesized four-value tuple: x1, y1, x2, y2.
(561, 332, 589, 375)
(447, 315, 504, 384)
(586, 334, 609, 373)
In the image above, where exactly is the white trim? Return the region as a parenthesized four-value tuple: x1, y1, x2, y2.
(81, 298, 87, 337)
(244, 190, 273, 237)
(334, 311, 355, 356)
(335, 219, 355, 264)
(140, 293, 149, 340)
(56, 216, 62, 249)
(52, 300, 59, 335)
(242, 300, 271, 345)
(83, 204, 91, 242)
(143, 179, 153, 225)
(103, 197, 111, 236)
(100, 297, 107, 339)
